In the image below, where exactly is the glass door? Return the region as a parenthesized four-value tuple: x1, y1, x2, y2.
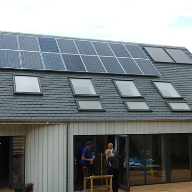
(12, 136, 25, 188)
(170, 134, 190, 181)
(117, 135, 129, 191)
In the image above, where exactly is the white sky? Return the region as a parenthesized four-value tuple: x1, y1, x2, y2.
(0, 0, 192, 52)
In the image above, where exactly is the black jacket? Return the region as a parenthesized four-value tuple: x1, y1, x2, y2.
(105, 155, 119, 169)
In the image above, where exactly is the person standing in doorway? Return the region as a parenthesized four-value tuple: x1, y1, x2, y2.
(105, 149, 119, 192)
(81, 141, 94, 180)
(100, 143, 119, 174)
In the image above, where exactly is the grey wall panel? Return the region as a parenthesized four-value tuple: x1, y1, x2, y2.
(0, 123, 67, 192)
(25, 124, 67, 192)
(68, 121, 192, 135)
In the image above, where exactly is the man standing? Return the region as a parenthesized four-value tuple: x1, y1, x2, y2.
(100, 143, 118, 157)
(81, 141, 94, 180)
(100, 143, 119, 174)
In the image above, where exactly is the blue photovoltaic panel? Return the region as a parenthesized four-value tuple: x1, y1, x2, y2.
(81, 55, 106, 73)
(109, 43, 131, 57)
(135, 59, 160, 76)
(62, 54, 86, 72)
(118, 58, 143, 75)
(75, 40, 97, 55)
(92, 42, 114, 56)
(21, 51, 44, 69)
(38, 37, 59, 53)
(0, 33, 161, 76)
(19, 36, 39, 51)
(125, 45, 148, 59)
(0, 34, 18, 50)
(0, 50, 20, 68)
(42, 53, 65, 70)
(57, 39, 78, 54)
(100, 57, 124, 74)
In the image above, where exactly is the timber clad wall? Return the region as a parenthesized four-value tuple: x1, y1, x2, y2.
(0, 123, 67, 192)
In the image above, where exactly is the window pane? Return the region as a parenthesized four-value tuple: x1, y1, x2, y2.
(71, 79, 96, 95)
(78, 100, 103, 110)
(169, 102, 191, 111)
(15, 76, 40, 93)
(126, 102, 149, 110)
(154, 82, 181, 98)
(129, 135, 145, 185)
(12, 137, 25, 188)
(170, 134, 190, 181)
(115, 81, 141, 97)
(145, 135, 166, 184)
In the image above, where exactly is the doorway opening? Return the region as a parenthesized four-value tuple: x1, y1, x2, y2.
(0, 136, 25, 190)
(0, 136, 10, 188)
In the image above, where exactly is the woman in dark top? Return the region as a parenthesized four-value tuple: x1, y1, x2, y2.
(105, 149, 119, 192)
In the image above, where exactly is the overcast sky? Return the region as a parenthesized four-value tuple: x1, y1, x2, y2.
(0, 0, 192, 52)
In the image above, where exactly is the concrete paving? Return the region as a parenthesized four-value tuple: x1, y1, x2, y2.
(76, 181, 192, 192)
(128, 181, 192, 192)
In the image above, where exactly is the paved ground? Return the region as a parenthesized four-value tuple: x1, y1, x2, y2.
(127, 181, 192, 192)
(76, 181, 192, 192)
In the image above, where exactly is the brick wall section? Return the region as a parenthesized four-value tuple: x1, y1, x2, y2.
(0, 44, 192, 121)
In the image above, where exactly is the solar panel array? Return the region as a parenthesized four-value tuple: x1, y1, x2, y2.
(0, 33, 160, 76)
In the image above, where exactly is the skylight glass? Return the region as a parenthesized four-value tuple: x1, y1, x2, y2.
(167, 102, 191, 111)
(14, 75, 41, 94)
(125, 101, 151, 111)
(76, 100, 104, 111)
(70, 78, 97, 96)
(153, 82, 181, 98)
(114, 80, 142, 97)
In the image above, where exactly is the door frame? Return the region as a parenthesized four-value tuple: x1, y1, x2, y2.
(116, 135, 130, 191)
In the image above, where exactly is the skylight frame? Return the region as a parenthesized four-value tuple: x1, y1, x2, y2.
(75, 99, 105, 112)
(152, 81, 182, 99)
(124, 100, 152, 112)
(166, 100, 192, 112)
(68, 77, 98, 97)
(13, 74, 43, 95)
(113, 79, 143, 98)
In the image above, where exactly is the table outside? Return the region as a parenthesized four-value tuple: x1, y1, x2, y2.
(83, 175, 113, 192)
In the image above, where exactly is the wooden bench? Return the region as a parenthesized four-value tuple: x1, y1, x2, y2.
(83, 175, 113, 192)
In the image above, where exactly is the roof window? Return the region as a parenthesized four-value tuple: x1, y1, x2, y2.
(76, 99, 105, 111)
(13, 75, 42, 94)
(69, 77, 105, 111)
(166, 101, 191, 111)
(153, 81, 181, 98)
(113, 80, 142, 97)
(124, 100, 151, 111)
(69, 78, 97, 96)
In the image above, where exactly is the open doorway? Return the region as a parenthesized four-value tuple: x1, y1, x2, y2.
(0, 136, 10, 188)
(74, 135, 116, 191)
(0, 136, 25, 190)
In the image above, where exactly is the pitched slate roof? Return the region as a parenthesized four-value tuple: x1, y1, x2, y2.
(0, 31, 192, 122)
